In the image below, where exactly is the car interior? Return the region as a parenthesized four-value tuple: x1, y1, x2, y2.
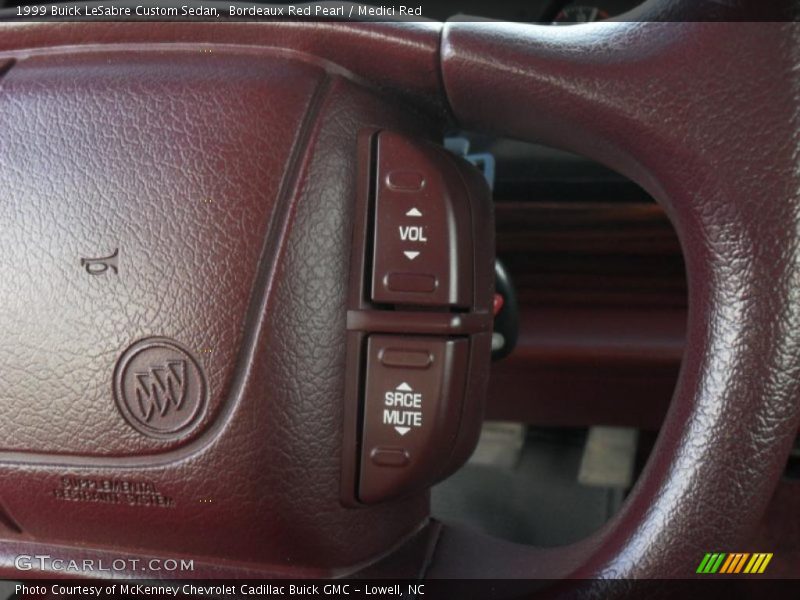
(0, 0, 798, 597)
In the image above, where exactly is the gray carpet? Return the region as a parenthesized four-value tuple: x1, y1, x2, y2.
(432, 427, 625, 547)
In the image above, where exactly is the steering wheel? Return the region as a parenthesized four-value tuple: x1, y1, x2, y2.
(0, 0, 797, 592)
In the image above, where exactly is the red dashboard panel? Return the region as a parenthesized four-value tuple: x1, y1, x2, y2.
(489, 200, 686, 428)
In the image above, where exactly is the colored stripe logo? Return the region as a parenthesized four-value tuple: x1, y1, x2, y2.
(696, 552, 773, 574)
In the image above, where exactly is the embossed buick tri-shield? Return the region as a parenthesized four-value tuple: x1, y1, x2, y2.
(114, 338, 207, 439)
(134, 359, 187, 422)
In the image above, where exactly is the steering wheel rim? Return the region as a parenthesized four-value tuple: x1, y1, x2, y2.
(428, 9, 800, 581)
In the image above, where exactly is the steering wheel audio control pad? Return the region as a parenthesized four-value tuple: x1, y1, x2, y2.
(342, 131, 494, 505)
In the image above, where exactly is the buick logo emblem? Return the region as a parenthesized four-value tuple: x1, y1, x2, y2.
(114, 338, 207, 439)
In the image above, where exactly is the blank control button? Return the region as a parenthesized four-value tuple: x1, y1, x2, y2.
(385, 273, 437, 293)
(386, 170, 426, 192)
(379, 348, 433, 369)
(370, 447, 411, 468)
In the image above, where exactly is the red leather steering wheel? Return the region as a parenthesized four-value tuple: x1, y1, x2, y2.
(0, 0, 798, 591)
